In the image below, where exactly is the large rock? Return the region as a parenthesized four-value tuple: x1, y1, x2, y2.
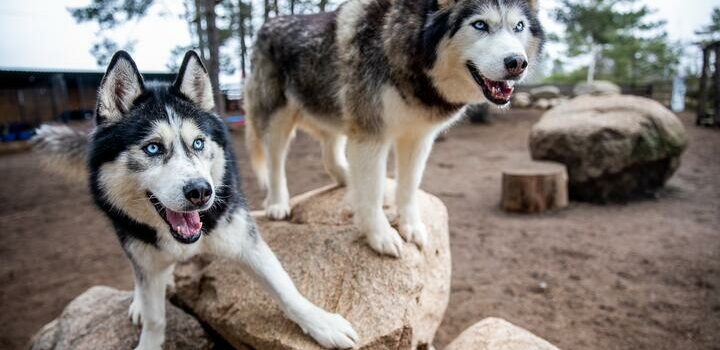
(529, 85, 561, 100)
(529, 95, 688, 202)
(173, 180, 451, 349)
(30, 286, 215, 350)
(445, 318, 559, 350)
(573, 80, 621, 96)
(511, 92, 532, 108)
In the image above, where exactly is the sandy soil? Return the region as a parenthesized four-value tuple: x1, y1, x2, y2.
(1, 110, 718, 350)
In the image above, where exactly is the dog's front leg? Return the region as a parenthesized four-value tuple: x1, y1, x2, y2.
(346, 138, 404, 257)
(128, 252, 174, 350)
(208, 217, 359, 349)
(394, 132, 435, 248)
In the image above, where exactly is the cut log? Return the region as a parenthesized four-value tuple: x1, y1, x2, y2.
(501, 160, 568, 213)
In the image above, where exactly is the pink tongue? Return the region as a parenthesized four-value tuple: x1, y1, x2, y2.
(165, 209, 202, 237)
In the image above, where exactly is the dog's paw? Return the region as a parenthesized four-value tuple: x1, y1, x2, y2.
(128, 298, 143, 326)
(265, 202, 291, 220)
(398, 219, 427, 249)
(367, 225, 404, 258)
(296, 306, 359, 349)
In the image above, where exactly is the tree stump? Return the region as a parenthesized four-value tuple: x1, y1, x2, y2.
(501, 160, 568, 213)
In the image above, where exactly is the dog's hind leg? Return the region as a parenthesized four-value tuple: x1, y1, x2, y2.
(262, 106, 298, 220)
(394, 132, 435, 249)
(346, 138, 404, 257)
(207, 213, 359, 349)
(321, 132, 349, 186)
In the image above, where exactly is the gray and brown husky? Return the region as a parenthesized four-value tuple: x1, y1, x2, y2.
(245, 0, 544, 257)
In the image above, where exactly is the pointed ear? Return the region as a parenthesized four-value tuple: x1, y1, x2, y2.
(173, 51, 215, 111)
(97, 51, 145, 123)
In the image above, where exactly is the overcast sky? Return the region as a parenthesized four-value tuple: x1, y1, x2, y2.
(1, 0, 718, 82)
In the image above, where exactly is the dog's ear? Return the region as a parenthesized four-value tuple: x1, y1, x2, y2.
(97, 51, 145, 124)
(173, 51, 215, 112)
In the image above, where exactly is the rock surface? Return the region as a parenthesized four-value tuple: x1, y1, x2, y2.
(511, 92, 532, 108)
(30, 286, 215, 350)
(573, 80, 621, 96)
(445, 318, 559, 350)
(529, 85, 561, 100)
(173, 180, 451, 350)
(529, 95, 688, 201)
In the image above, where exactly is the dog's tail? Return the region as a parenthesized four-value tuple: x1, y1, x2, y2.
(244, 117, 268, 190)
(31, 124, 89, 181)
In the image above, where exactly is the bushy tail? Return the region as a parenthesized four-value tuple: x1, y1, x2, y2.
(244, 118, 268, 190)
(31, 124, 89, 181)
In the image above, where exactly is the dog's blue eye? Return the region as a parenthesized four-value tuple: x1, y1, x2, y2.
(192, 138, 204, 151)
(514, 21, 525, 33)
(472, 20, 488, 31)
(144, 143, 162, 156)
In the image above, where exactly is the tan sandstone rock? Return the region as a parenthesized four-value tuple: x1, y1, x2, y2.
(30, 286, 215, 350)
(173, 180, 451, 350)
(529, 95, 687, 202)
(573, 80, 621, 96)
(445, 318, 560, 350)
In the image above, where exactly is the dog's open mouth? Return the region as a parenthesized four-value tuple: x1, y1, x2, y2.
(466, 62, 514, 105)
(147, 192, 203, 244)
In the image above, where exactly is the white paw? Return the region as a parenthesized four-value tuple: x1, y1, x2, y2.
(366, 224, 404, 258)
(265, 202, 291, 220)
(296, 306, 359, 349)
(398, 219, 427, 249)
(133, 343, 162, 350)
(128, 298, 143, 326)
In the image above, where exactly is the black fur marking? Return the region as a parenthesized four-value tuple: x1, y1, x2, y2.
(421, 3, 451, 69)
(449, 2, 478, 38)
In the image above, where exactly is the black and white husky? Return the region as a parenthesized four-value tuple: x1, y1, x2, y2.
(33, 51, 358, 350)
(245, 0, 544, 257)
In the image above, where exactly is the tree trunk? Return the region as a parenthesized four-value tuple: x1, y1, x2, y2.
(501, 160, 568, 213)
(587, 43, 598, 83)
(273, 0, 279, 16)
(319, 0, 329, 12)
(264, 0, 270, 20)
(238, 0, 248, 78)
(290, 0, 296, 15)
(194, 0, 207, 60)
(204, 0, 225, 115)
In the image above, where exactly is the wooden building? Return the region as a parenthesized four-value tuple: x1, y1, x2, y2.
(0, 69, 174, 127)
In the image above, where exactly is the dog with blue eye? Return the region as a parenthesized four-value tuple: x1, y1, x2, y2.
(33, 51, 358, 350)
(244, 0, 544, 257)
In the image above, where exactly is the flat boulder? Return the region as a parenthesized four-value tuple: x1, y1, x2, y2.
(30, 286, 215, 350)
(173, 180, 451, 349)
(511, 92, 532, 108)
(573, 80, 621, 96)
(529, 95, 688, 201)
(445, 318, 559, 350)
(529, 85, 561, 100)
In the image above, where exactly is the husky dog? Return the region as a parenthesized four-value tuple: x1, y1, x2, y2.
(33, 51, 358, 350)
(245, 0, 544, 256)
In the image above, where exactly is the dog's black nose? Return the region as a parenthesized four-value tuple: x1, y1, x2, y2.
(183, 179, 213, 206)
(504, 55, 528, 76)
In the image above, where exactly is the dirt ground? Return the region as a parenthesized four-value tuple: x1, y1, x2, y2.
(1, 110, 718, 350)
